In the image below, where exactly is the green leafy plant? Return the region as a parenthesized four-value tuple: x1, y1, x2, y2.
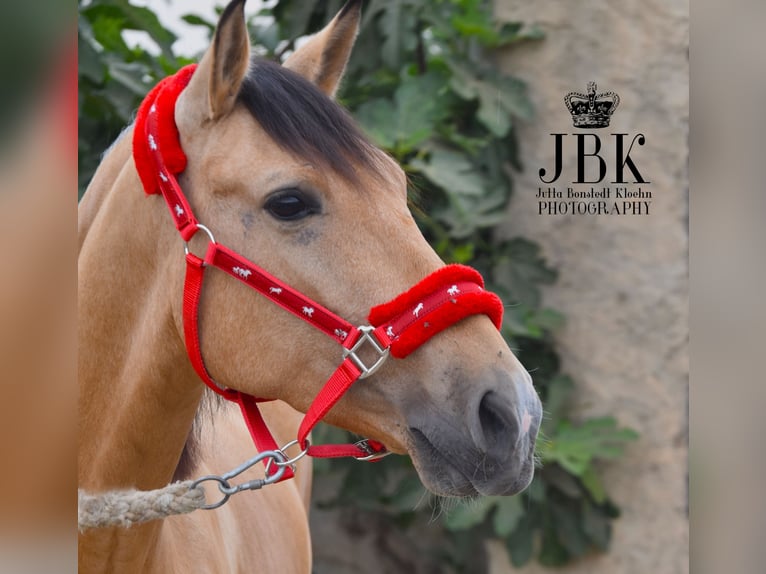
(78, 0, 195, 194)
(78, 0, 638, 569)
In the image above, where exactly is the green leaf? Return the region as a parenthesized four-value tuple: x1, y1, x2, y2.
(526, 475, 547, 503)
(337, 458, 389, 509)
(107, 61, 152, 97)
(389, 474, 427, 512)
(477, 97, 512, 137)
(250, 19, 282, 53)
(582, 500, 612, 550)
(411, 147, 486, 197)
(377, 0, 417, 69)
(78, 31, 107, 84)
(542, 464, 582, 498)
(529, 308, 565, 332)
(493, 496, 524, 537)
(580, 465, 607, 504)
(450, 243, 475, 264)
(447, 60, 533, 136)
(516, 307, 565, 339)
(494, 75, 535, 121)
(357, 72, 447, 152)
(552, 501, 589, 557)
(356, 97, 397, 148)
(505, 513, 534, 567)
(541, 375, 575, 433)
(539, 522, 571, 566)
(84, 0, 177, 59)
(380, 0, 403, 68)
(444, 497, 495, 531)
(502, 307, 532, 338)
(86, 11, 131, 54)
(539, 417, 639, 476)
(273, 0, 316, 39)
(450, 7, 498, 45)
(492, 238, 557, 307)
(496, 22, 545, 45)
(181, 14, 215, 31)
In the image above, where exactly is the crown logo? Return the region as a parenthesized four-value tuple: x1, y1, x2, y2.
(564, 82, 620, 128)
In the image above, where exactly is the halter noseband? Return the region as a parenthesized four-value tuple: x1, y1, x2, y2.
(133, 65, 504, 481)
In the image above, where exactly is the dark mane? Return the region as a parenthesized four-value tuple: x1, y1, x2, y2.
(237, 58, 381, 184)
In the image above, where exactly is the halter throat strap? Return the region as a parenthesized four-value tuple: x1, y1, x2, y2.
(133, 66, 505, 478)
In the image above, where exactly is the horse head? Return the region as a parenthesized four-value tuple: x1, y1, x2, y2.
(166, 0, 542, 497)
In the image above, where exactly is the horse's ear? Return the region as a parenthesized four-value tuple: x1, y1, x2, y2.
(179, 0, 250, 122)
(283, 0, 361, 98)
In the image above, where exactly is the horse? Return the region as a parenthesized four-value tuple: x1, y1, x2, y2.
(77, 0, 542, 571)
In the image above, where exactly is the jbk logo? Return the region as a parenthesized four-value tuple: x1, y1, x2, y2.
(539, 133, 649, 184)
(535, 81, 652, 217)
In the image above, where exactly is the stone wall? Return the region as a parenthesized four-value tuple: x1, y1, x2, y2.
(489, 1, 688, 573)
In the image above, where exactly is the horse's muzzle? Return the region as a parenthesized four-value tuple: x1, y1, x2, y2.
(406, 369, 542, 497)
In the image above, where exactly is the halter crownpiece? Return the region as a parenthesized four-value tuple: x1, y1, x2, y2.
(133, 66, 505, 481)
(134, 65, 194, 195)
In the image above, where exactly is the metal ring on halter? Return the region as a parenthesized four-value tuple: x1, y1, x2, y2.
(265, 439, 311, 476)
(183, 224, 216, 258)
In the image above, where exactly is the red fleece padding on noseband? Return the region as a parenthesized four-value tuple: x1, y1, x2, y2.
(133, 64, 197, 196)
(368, 264, 504, 359)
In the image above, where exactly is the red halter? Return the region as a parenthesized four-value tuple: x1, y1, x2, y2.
(133, 65, 504, 480)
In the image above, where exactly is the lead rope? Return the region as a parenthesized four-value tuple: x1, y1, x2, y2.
(78, 482, 205, 531)
(79, 449, 291, 531)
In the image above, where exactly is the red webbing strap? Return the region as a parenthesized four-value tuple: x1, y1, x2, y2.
(309, 442, 385, 459)
(236, 393, 294, 480)
(182, 253, 236, 399)
(155, 166, 200, 243)
(145, 104, 199, 241)
(296, 358, 361, 452)
(209, 244, 356, 345)
(183, 252, 294, 477)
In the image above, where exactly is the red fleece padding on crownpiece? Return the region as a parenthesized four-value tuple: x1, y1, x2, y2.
(132, 64, 197, 196)
(368, 264, 504, 359)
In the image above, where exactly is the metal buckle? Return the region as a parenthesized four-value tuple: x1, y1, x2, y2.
(354, 439, 392, 462)
(343, 326, 390, 379)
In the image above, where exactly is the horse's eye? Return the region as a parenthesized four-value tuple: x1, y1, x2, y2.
(264, 191, 317, 221)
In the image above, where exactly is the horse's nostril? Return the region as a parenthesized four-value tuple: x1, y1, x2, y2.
(477, 391, 519, 454)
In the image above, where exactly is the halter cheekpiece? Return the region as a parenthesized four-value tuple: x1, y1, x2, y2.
(133, 65, 504, 482)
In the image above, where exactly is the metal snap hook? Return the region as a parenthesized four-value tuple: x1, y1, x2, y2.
(190, 449, 287, 510)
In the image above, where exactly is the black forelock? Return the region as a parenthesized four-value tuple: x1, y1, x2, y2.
(237, 58, 380, 184)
